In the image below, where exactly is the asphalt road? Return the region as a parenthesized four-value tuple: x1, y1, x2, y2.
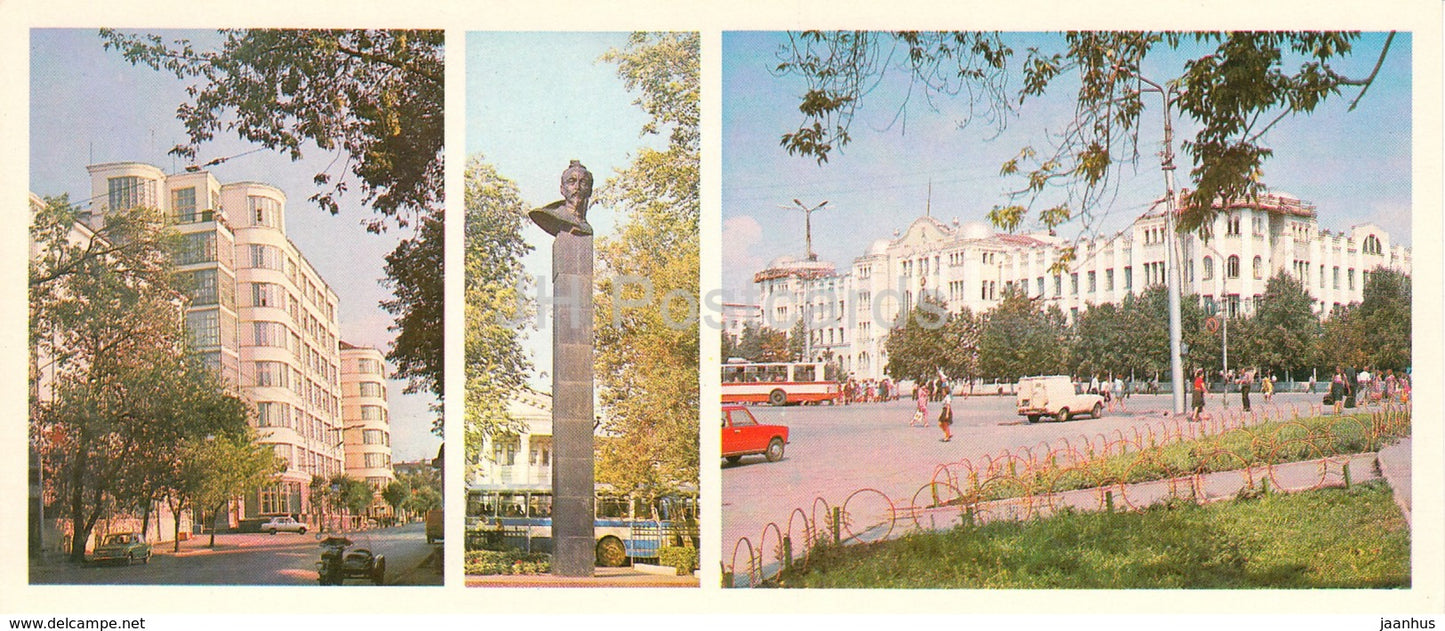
(721, 390, 1328, 560)
(30, 522, 441, 586)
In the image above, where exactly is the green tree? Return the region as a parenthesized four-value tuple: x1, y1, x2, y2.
(594, 32, 700, 503)
(29, 199, 203, 562)
(382, 479, 411, 522)
(1355, 267, 1411, 371)
(977, 288, 1071, 380)
(101, 28, 447, 411)
(463, 157, 533, 478)
(182, 429, 284, 548)
(883, 294, 954, 381)
(732, 323, 789, 362)
(1233, 272, 1321, 377)
(774, 32, 1395, 239)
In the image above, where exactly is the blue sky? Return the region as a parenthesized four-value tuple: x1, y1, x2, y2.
(720, 32, 1413, 294)
(466, 32, 665, 391)
(29, 29, 440, 462)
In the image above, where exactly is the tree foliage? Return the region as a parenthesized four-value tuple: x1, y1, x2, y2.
(384, 210, 445, 434)
(725, 323, 790, 362)
(463, 157, 533, 474)
(1316, 268, 1411, 373)
(1231, 272, 1322, 376)
(884, 295, 980, 382)
(774, 31, 1394, 238)
(182, 428, 284, 547)
(594, 32, 700, 501)
(30, 198, 251, 561)
(976, 288, 1072, 381)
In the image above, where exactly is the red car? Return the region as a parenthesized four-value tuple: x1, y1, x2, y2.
(722, 405, 789, 464)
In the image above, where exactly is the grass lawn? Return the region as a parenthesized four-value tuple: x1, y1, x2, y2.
(774, 480, 1409, 589)
(967, 410, 1409, 501)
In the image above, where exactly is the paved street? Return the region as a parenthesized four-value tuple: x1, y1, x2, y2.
(722, 390, 1332, 559)
(30, 522, 441, 586)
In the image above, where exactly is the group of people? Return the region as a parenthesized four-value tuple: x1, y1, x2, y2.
(1085, 374, 1137, 411)
(1327, 366, 1411, 414)
(840, 377, 899, 404)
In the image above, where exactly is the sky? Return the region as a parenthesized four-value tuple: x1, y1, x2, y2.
(29, 29, 441, 463)
(466, 32, 666, 392)
(720, 32, 1413, 295)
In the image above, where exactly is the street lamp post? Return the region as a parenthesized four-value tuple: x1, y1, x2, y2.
(1130, 71, 1187, 415)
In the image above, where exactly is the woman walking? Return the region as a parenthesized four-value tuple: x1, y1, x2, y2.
(910, 381, 930, 427)
(1191, 369, 1206, 422)
(937, 385, 954, 442)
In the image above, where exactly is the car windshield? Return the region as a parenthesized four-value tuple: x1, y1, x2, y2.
(103, 535, 133, 545)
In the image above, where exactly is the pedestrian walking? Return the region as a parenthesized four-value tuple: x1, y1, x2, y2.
(1330, 368, 1347, 415)
(937, 386, 954, 442)
(1191, 369, 1206, 422)
(910, 381, 930, 427)
(1239, 368, 1253, 412)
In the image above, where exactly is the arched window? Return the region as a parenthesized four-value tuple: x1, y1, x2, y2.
(1252, 256, 1263, 279)
(1226, 255, 1240, 279)
(1363, 234, 1382, 255)
(1202, 256, 1214, 280)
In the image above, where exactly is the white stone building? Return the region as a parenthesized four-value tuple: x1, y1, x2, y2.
(740, 192, 1411, 382)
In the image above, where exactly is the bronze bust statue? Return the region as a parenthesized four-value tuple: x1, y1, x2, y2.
(529, 160, 595, 236)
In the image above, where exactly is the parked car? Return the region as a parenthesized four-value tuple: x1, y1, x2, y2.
(722, 405, 789, 464)
(1016, 375, 1105, 423)
(91, 533, 151, 565)
(261, 516, 310, 534)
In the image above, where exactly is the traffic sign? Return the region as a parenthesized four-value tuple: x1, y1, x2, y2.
(1205, 316, 1220, 333)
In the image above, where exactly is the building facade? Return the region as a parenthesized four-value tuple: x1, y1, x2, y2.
(76, 161, 385, 523)
(341, 342, 396, 519)
(469, 388, 554, 490)
(741, 192, 1411, 382)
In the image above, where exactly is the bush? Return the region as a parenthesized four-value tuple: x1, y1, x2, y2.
(464, 550, 552, 575)
(659, 546, 698, 575)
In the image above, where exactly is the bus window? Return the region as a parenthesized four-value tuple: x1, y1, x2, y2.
(528, 494, 552, 518)
(597, 496, 630, 519)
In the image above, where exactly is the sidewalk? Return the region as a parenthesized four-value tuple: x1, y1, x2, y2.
(466, 566, 699, 588)
(1378, 437, 1412, 526)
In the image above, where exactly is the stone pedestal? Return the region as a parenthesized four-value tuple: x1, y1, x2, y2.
(550, 230, 595, 577)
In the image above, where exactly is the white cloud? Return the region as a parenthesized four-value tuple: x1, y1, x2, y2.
(722, 214, 764, 273)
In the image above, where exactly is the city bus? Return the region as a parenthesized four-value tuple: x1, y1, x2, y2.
(464, 485, 698, 567)
(720, 360, 841, 406)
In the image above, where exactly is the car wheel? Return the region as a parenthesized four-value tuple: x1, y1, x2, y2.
(1027, 414, 1040, 424)
(765, 438, 785, 462)
(725, 455, 742, 465)
(1056, 407, 1070, 423)
(373, 558, 386, 585)
(126, 553, 134, 566)
(267, 529, 276, 535)
(768, 389, 787, 406)
(596, 536, 627, 567)
(143, 552, 150, 564)
(1092, 402, 1104, 418)
(298, 527, 307, 535)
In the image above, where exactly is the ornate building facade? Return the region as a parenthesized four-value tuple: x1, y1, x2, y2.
(737, 192, 1411, 382)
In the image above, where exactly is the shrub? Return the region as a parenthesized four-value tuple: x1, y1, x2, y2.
(464, 550, 552, 575)
(659, 546, 698, 575)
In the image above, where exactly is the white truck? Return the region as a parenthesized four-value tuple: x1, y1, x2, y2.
(1015, 375, 1106, 423)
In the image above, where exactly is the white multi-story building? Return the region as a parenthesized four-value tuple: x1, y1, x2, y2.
(743, 192, 1411, 382)
(341, 342, 396, 519)
(73, 161, 383, 522)
(469, 389, 554, 489)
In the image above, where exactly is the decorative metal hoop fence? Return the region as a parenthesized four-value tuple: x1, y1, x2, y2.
(724, 403, 1410, 587)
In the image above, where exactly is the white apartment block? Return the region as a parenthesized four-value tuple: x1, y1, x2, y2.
(341, 343, 396, 519)
(469, 388, 554, 490)
(71, 161, 386, 522)
(743, 192, 1411, 382)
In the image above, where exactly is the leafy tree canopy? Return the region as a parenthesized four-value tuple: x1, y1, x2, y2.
(594, 32, 700, 501)
(462, 157, 533, 474)
(775, 31, 1394, 241)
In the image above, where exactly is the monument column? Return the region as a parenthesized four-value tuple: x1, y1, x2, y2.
(529, 160, 598, 577)
(550, 229, 594, 576)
